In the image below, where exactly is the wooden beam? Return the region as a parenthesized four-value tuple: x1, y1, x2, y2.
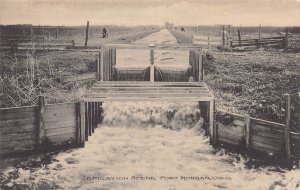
(150, 48, 155, 82)
(285, 93, 291, 162)
(85, 102, 89, 141)
(37, 96, 46, 151)
(258, 24, 261, 39)
(85, 21, 89, 47)
(222, 25, 225, 46)
(244, 114, 251, 149)
(238, 29, 241, 47)
(79, 101, 85, 146)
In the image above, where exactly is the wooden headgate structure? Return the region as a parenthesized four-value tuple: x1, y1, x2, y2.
(80, 43, 217, 145)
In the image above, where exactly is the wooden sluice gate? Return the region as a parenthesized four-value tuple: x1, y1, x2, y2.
(81, 43, 217, 144)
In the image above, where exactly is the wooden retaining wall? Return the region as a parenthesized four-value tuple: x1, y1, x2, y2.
(216, 111, 300, 160)
(0, 97, 101, 157)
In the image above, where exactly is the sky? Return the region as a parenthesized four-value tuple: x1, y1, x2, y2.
(0, 0, 299, 26)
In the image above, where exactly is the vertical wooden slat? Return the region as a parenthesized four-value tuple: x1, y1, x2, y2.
(92, 102, 95, 133)
(258, 24, 261, 39)
(198, 52, 203, 81)
(100, 46, 104, 81)
(285, 93, 291, 162)
(37, 96, 46, 150)
(80, 101, 85, 146)
(238, 29, 241, 47)
(244, 114, 251, 149)
(85, 102, 89, 141)
(222, 25, 225, 46)
(97, 50, 101, 81)
(88, 102, 92, 136)
(209, 100, 216, 145)
(284, 28, 289, 51)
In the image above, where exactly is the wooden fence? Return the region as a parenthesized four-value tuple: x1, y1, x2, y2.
(216, 110, 300, 161)
(230, 36, 286, 49)
(0, 97, 101, 157)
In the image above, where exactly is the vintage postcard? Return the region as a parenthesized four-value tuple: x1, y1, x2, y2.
(0, 0, 299, 189)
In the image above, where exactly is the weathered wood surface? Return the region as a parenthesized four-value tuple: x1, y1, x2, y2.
(216, 110, 299, 158)
(60, 72, 97, 83)
(231, 36, 285, 48)
(84, 82, 213, 102)
(103, 43, 201, 51)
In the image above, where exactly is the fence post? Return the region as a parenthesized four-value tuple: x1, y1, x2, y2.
(222, 25, 225, 46)
(85, 21, 89, 47)
(100, 46, 104, 81)
(56, 29, 58, 38)
(149, 44, 155, 82)
(238, 29, 242, 47)
(79, 101, 85, 147)
(284, 94, 291, 162)
(209, 100, 217, 145)
(85, 102, 89, 141)
(97, 49, 101, 81)
(37, 95, 46, 151)
(284, 28, 289, 51)
(198, 50, 204, 81)
(244, 114, 251, 150)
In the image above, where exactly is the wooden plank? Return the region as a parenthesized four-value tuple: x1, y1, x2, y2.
(80, 101, 85, 145)
(92, 102, 95, 133)
(85, 92, 211, 98)
(232, 119, 244, 127)
(251, 141, 283, 154)
(61, 72, 96, 83)
(45, 111, 76, 123)
(252, 135, 284, 146)
(46, 126, 76, 136)
(103, 43, 201, 51)
(0, 131, 35, 142)
(0, 106, 37, 116)
(83, 97, 214, 102)
(218, 127, 243, 140)
(0, 116, 36, 127)
(252, 125, 285, 139)
(244, 114, 251, 149)
(0, 124, 35, 135)
(45, 103, 76, 116)
(285, 93, 291, 161)
(0, 139, 35, 150)
(37, 96, 46, 150)
(251, 118, 285, 131)
(218, 136, 240, 146)
(94, 81, 206, 87)
(85, 102, 89, 140)
(46, 132, 76, 144)
(45, 119, 76, 129)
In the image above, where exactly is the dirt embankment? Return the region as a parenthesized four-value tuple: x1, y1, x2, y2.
(204, 51, 300, 127)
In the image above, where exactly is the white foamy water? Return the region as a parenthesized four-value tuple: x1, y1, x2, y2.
(116, 29, 190, 71)
(1, 102, 299, 190)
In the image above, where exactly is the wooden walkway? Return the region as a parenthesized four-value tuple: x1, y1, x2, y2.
(83, 81, 213, 102)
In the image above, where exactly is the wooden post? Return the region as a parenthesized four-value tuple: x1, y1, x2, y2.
(100, 46, 104, 81)
(244, 114, 251, 149)
(89, 102, 92, 136)
(209, 100, 217, 145)
(85, 21, 89, 47)
(85, 102, 89, 141)
(208, 36, 210, 49)
(56, 29, 58, 38)
(222, 25, 225, 46)
(37, 95, 46, 151)
(97, 50, 101, 81)
(30, 28, 33, 41)
(227, 25, 231, 46)
(79, 101, 85, 146)
(284, 28, 289, 51)
(198, 52, 203, 81)
(150, 44, 155, 82)
(238, 29, 241, 47)
(91, 102, 95, 133)
(258, 24, 261, 39)
(285, 94, 291, 162)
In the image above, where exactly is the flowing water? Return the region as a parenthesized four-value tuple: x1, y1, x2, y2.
(1, 29, 299, 190)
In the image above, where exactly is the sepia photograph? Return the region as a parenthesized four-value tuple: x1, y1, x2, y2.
(0, 0, 299, 189)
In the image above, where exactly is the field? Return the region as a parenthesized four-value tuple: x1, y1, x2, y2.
(0, 25, 160, 107)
